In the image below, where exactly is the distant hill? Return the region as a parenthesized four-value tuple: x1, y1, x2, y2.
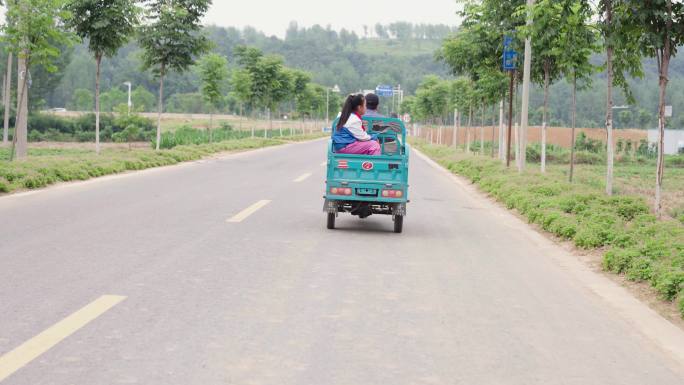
(36, 23, 451, 112)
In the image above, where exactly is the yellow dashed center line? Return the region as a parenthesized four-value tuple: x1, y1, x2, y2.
(0, 295, 126, 382)
(293, 173, 312, 183)
(227, 200, 272, 223)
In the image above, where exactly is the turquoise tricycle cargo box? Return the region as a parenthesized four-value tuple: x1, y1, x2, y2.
(323, 117, 410, 233)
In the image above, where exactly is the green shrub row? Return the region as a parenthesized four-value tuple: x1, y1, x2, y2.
(413, 140, 684, 318)
(157, 125, 314, 149)
(23, 113, 156, 142)
(0, 138, 288, 193)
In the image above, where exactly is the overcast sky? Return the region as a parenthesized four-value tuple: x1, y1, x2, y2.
(203, 0, 462, 37)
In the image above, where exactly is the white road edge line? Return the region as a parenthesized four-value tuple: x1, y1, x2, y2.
(412, 147, 684, 369)
(293, 173, 312, 183)
(0, 295, 126, 382)
(227, 200, 272, 223)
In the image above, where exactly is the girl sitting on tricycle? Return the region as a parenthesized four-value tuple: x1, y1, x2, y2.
(331, 94, 381, 156)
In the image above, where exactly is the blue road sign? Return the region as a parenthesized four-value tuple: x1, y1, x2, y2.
(376, 85, 394, 97)
(503, 35, 518, 71)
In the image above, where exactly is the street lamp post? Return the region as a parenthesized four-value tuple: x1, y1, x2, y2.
(326, 84, 340, 128)
(123, 81, 132, 116)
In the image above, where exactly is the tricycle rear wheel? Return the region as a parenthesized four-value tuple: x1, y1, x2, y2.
(327, 213, 336, 229)
(393, 215, 403, 233)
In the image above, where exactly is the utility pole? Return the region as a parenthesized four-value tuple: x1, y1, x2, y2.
(519, 0, 535, 172)
(452, 108, 459, 148)
(499, 100, 505, 161)
(506, 71, 515, 167)
(3, 52, 11, 144)
(14, 56, 28, 159)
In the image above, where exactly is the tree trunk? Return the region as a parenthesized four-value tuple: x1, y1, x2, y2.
(95, 53, 102, 155)
(569, 73, 577, 183)
(466, 105, 472, 153)
(239, 103, 243, 131)
(265, 108, 270, 138)
(655, 0, 673, 217)
(514, 122, 519, 166)
(452, 109, 459, 148)
(480, 102, 485, 155)
(3, 51, 11, 144)
(498, 100, 504, 161)
(605, 1, 614, 195)
(542, 62, 550, 173)
(209, 112, 213, 143)
(251, 110, 256, 138)
(155, 64, 165, 151)
(12, 54, 28, 160)
(490, 111, 496, 157)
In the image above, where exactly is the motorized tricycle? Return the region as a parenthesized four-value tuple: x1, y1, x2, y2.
(323, 117, 410, 233)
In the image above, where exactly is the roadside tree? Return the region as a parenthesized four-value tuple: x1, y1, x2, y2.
(138, 0, 211, 150)
(197, 52, 228, 139)
(2, 0, 75, 160)
(66, 0, 140, 154)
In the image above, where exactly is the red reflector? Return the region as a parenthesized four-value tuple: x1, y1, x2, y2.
(330, 187, 338, 194)
(337, 160, 348, 169)
(382, 189, 403, 198)
(344, 188, 352, 195)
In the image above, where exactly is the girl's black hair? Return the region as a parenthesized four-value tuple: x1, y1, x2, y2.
(337, 93, 365, 130)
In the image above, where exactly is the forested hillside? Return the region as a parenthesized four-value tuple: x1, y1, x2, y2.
(21, 22, 451, 114)
(6, 21, 684, 129)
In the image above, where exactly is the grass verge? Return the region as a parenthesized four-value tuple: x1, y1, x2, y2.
(412, 139, 684, 319)
(0, 134, 325, 194)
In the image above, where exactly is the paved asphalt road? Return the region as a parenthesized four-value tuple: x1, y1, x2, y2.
(1, 139, 683, 384)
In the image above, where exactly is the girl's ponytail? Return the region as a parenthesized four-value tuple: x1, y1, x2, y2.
(337, 93, 365, 130)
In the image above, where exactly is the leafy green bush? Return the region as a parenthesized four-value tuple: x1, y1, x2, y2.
(574, 132, 603, 153)
(157, 125, 297, 149)
(666, 155, 684, 168)
(26, 112, 155, 142)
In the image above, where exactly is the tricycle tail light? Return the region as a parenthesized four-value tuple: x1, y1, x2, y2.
(330, 187, 338, 194)
(344, 188, 352, 195)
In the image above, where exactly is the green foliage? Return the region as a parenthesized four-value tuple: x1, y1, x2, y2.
(574, 132, 603, 153)
(138, 0, 211, 76)
(131, 85, 156, 112)
(197, 53, 228, 111)
(26, 112, 154, 142)
(99, 88, 127, 112)
(554, 1, 597, 88)
(66, 0, 140, 59)
(70, 88, 93, 111)
(233, 46, 295, 113)
(2, 0, 76, 72)
(112, 124, 141, 144)
(156, 125, 317, 149)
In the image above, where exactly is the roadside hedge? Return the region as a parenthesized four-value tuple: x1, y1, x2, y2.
(414, 140, 684, 318)
(26, 113, 155, 142)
